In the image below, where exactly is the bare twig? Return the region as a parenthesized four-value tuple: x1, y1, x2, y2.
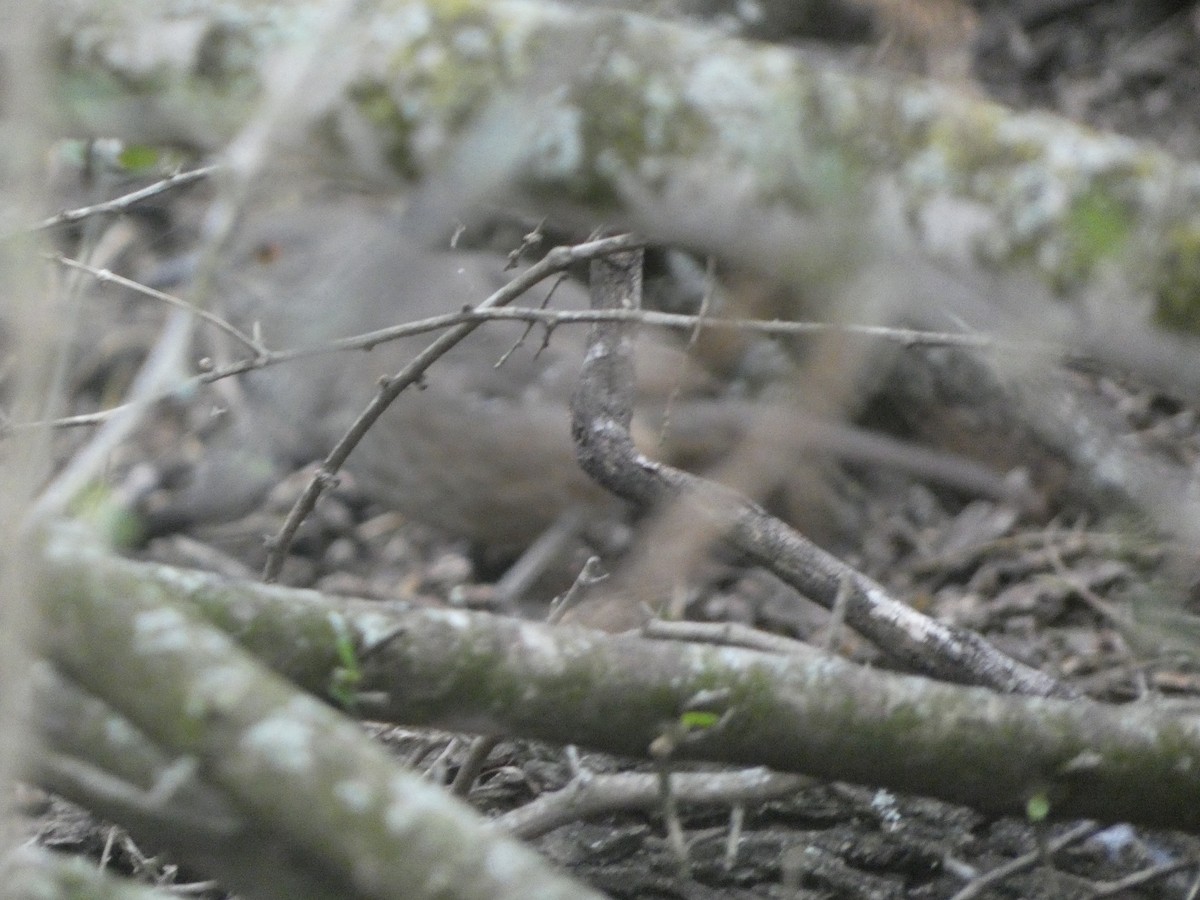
(12, 304, 1063, 431)
(568, 248, 1072, 697)
(39, 524, 604, 900)
(495, 767, 808, 840)
(640, 619, 812, 657)
(31, 164, 219, 233)
(448, 735, 502, 798)
(51, 253, 265, 355)
(1088, 857, 1198, 898)
(547, 556, 608, 626)
(457, 553, 609, 797)
(495, 511, 590, 611)
(30, 311, 194, 519)
(947, 821, 1102, 900)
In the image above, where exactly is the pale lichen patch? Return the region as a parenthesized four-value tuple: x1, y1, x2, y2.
(161, 565, 212, 595)
(452, 24, 492, 58)
(335, 777, 374, 813)
(383, 773, 428, 835)
(530, 105, 585, 178)
(241, 716, 317, 773)
(430, 608, 472, 631)
(103, 715, 141, 749)
(482, 838, 529, 883)
(186, 664, 250, 719)
(132, 607, 192, 655)
(687, 53, 761, 118)
(516, 624, 567, 673)
(352, 609, 403, 650)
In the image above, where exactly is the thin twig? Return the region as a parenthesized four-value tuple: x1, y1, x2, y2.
(1089, 857, 1197, 897)
(947, 821, 1101, 900)
(569, 247, 1073, 697)
(51, 253, 265, 355)
(11, 304, 1068, 433)
(496, 767, 809, 840)
(640, 619, 812, 657)
(31, 165, 219, 233)
(29, 311, 194, 519)
(547, 556, 608, 626)
(449, 735, 500, 797)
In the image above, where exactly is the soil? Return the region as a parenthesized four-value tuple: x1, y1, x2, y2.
(24, 1, 1200, 898)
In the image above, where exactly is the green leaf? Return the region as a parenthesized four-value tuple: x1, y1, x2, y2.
(1026, 792, 1051, 823)
(328, 614, 361, 712)
(117, 144, 162, 172)
(679, 710, 720, 731)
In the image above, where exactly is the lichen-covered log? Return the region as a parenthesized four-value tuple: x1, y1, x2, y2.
(36, 524, 1200, 832)
(31, 664, 359, 900)
(3, 846, 178, 900)
(35, 524, 603, 900)
(50, 0, 1200, 344)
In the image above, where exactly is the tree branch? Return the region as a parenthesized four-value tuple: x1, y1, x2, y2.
(36, 524, 604, 900)
(33, 525, 1200, 832)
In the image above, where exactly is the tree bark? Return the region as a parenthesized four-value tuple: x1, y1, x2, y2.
(34, 524, 1200, 833)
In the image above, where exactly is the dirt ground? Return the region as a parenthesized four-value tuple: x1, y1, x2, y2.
(26, 1, 1200, 897)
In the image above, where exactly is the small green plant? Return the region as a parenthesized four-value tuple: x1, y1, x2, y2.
(1026, 791, 1051, 823)
(328, 614, 362, 712)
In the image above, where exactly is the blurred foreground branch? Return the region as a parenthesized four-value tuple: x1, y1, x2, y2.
(36, 524, 603, 900)
(49, 0, 1200, 360)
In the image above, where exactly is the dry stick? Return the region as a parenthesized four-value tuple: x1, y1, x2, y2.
(724, 804, 745, 871)
(658, 763, 689, 877)
(33, 0, 352, 517)
(546, 555, 607, 626)
(448, 735, 501, 798)
(493, 509, 588, 610)
(30, 164, 219, 233)
(263, 232, 646, 581)
(570, 249, 1073, 698)
(1088, 858, 1199, 898)
(31, 664, 357, 900)
(641, 619, 814, 657)
(495, 768, 808, 840)
(946, 820, 1102, 900)
(52, 253, 265, 355)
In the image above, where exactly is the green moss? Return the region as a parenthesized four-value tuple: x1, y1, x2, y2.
(708, 661, 780, 732)
(1059, 188, 1132, 283)
(923, 105, 996, 176)
(985, 183, 1134, 295)
(1154, 223, 1200, 335)
(419, 15, 507, 126)
(181, 582, 346, 697)
(512, 23, 711, 210)
(70, 485, 144, 551)
(351, 7, 512, 182)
